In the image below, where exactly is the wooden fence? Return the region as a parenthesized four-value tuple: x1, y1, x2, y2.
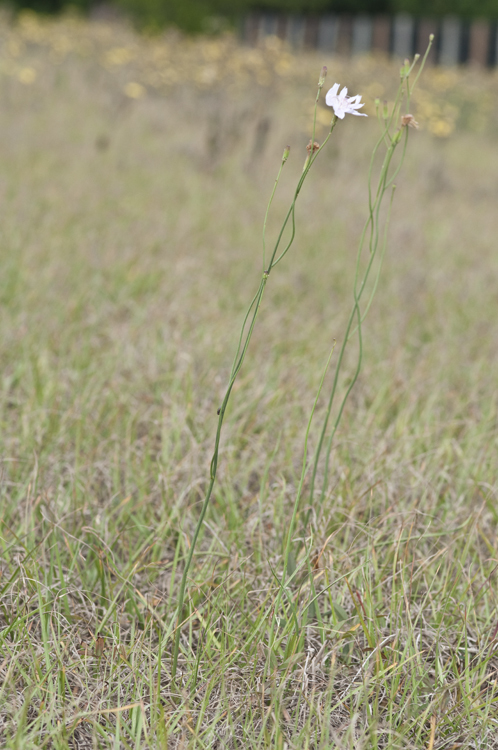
(241, 14, 498, 66)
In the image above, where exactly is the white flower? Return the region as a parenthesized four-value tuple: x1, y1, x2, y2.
(325, 83, 367, 119)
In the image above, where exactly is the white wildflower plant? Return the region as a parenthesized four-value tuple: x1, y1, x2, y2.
(172, 41, 433, 683)
(325, 82, 368, 119)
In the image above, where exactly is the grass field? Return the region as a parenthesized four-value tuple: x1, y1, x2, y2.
(0, 11, 498, 749)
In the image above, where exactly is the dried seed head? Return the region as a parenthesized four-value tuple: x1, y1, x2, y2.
(401, 114, 419, 129)
(306, 139, 320, 154)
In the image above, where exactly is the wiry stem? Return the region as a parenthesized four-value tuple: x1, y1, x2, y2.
(308, 45, 431, 512)
(171, 72, 332, 684)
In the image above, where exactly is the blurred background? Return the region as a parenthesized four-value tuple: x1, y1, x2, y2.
(1, 0, 498, 39)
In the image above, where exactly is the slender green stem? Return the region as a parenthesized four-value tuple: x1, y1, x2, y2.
(262, 150, 288, 274)
(271, 118, 337, 270)
(409, 35, 434, 95)
(171, 73, 331, 684)
(319, 294, 363, 505)
(308, 46, 431, 511)
(348, 186, 396, 340)
(308, 136, 398, 507)
(173, 276, 267, 682)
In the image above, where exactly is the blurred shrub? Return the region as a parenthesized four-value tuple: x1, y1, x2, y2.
(112, 0, 249, 33)
(0, 0, 90, 12)
(393, 0, 498, 17)
(1, 0, 497, 29)
(251, 0, 390, 12)
(0, 0, 250, 32)
(252, 0, 498, 16)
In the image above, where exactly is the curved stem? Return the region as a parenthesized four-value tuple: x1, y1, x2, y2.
(307, 138, 398, 506)
(173, 275, 267, 681)
(307, 83, 414, 508)
(171, 77, 333, 684)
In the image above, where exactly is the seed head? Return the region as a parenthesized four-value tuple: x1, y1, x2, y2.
(306, 140, 320, 154)
(401, 114, 419, 129)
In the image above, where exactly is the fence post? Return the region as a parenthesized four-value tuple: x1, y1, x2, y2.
(372, 16, 391, 56)
(261, 14, 277, 39)
(439, 16, 462, 65)
(392, 14, 415, 59)
(276, 15, 287, 41)
(468, 20, 491, 66)
(317, 15, 338, 53)
(416, 19, 438, 63)
(336, 15, 353, 56)
(304, 16, 320, 50)
(352, 15, 373, 56)
(287, 15, 306, 51)
(492, 23, 498, 66)
(243, 13, 260, 46)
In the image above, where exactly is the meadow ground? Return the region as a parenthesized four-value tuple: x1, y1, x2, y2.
(0, 11, 498, 749)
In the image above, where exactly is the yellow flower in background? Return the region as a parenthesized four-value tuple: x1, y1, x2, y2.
(18, 67, 37, 84)
(124, 81, 145, 99)
(275, 54, 292, 75)
(202, 41, 223, 62)
(0, 11, 495, 136)
(366, 81, 385, 98)
(106, 47, 135, 67)
(428, 119, 454, 138)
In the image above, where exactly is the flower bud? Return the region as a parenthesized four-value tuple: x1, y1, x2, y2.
(400, 59, 410, 78)
(318, 65, 327, 89)
(282, 145, 290, 162)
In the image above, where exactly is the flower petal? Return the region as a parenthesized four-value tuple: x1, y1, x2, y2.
(326, 83, 340, 102)
(325, 84, 367, 119)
